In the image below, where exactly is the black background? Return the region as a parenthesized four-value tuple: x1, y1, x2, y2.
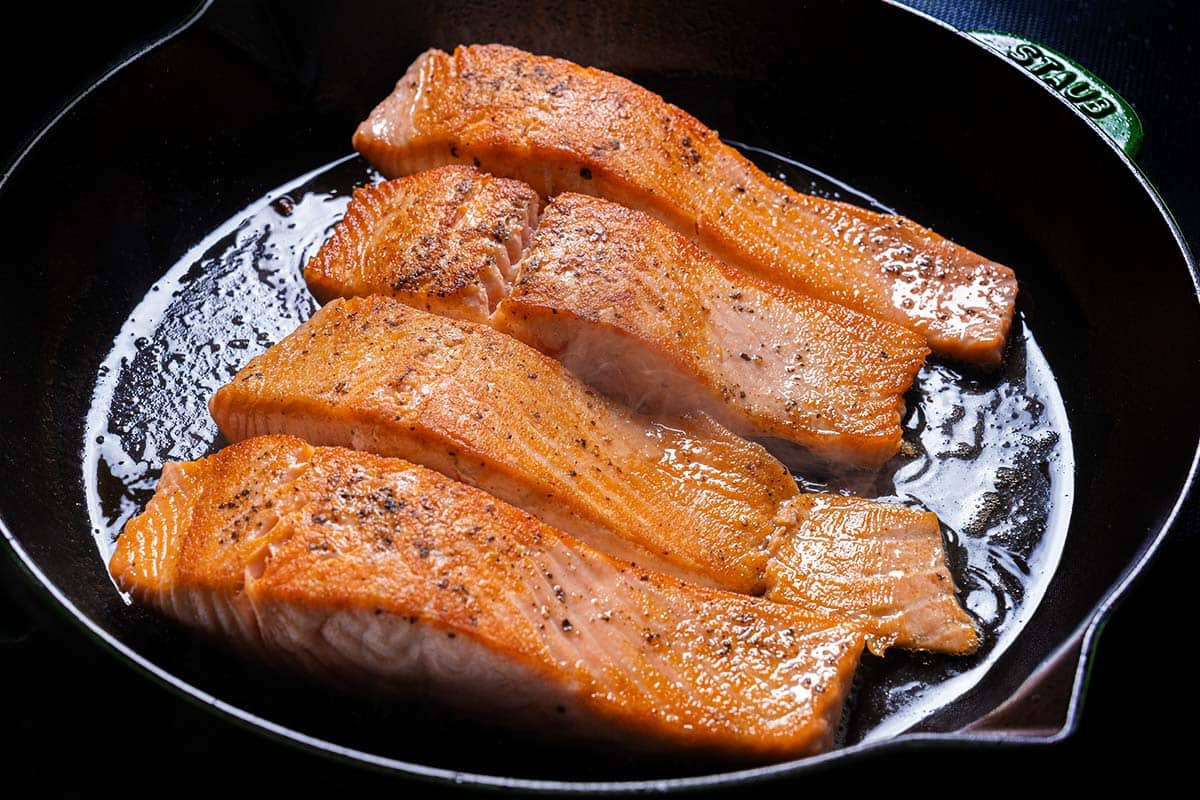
(2, 1, 1196, 794)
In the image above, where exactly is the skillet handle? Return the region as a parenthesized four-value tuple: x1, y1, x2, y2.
(967, 31, 1143, 158)
(962, 624, 1095, 737)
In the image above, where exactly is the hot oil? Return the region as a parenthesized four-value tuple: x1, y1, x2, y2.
(84, 156, 364, 555)
(82, 149, 1073, 748)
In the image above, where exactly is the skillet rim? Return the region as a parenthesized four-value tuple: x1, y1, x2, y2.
(0, 0, 1197, 792)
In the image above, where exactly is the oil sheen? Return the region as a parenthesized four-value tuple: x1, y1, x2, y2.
(82, 149, 1074, 747)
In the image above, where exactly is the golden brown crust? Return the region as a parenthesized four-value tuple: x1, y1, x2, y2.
(494, 192, 929, 467)
(110, 435, 864, 759)
(300, 170, 927, 467)
(108, 459, 203, 598)
(304, 165, 538, 322)
(767, 495, 979, 656)
(210, 296, 792, 593)
(354, 44, 1017, 367)
(208, 298, 975, 656)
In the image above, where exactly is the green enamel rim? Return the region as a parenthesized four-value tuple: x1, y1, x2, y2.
(968, 30, 1144, 158)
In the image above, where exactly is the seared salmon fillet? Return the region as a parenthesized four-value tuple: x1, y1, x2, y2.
(109, 435, 864, 759)
(211, 296, 793, 592)
(303, 167, 928, 468)
(766, 495, 978, 655)
(304, 167, 539, 322)
(496, 193, 927, 469)
(211, 297, 977, 654)
(352, 44, 1018, 367)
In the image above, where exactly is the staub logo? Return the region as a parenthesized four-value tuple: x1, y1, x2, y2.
(1007, 42, 1115, 119)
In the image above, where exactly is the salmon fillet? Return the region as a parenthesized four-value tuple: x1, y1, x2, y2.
(767, 495, 978, 655)
(304, 168, 539, 322)
(109, 435, 864, 759)
(211, 296, 794, 593)
(352, 44, 1018, 368)
(303, 167, 928, 468)
(210, 297, 977, 654)
(500, 193, 929, 468)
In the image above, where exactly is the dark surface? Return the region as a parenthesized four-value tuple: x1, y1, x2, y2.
(1, 1, 1196, 795)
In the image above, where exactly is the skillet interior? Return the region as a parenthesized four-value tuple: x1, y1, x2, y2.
(1, 0, 1197, 787)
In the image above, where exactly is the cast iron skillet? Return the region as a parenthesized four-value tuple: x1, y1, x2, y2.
(1, 0, 1197, 791)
